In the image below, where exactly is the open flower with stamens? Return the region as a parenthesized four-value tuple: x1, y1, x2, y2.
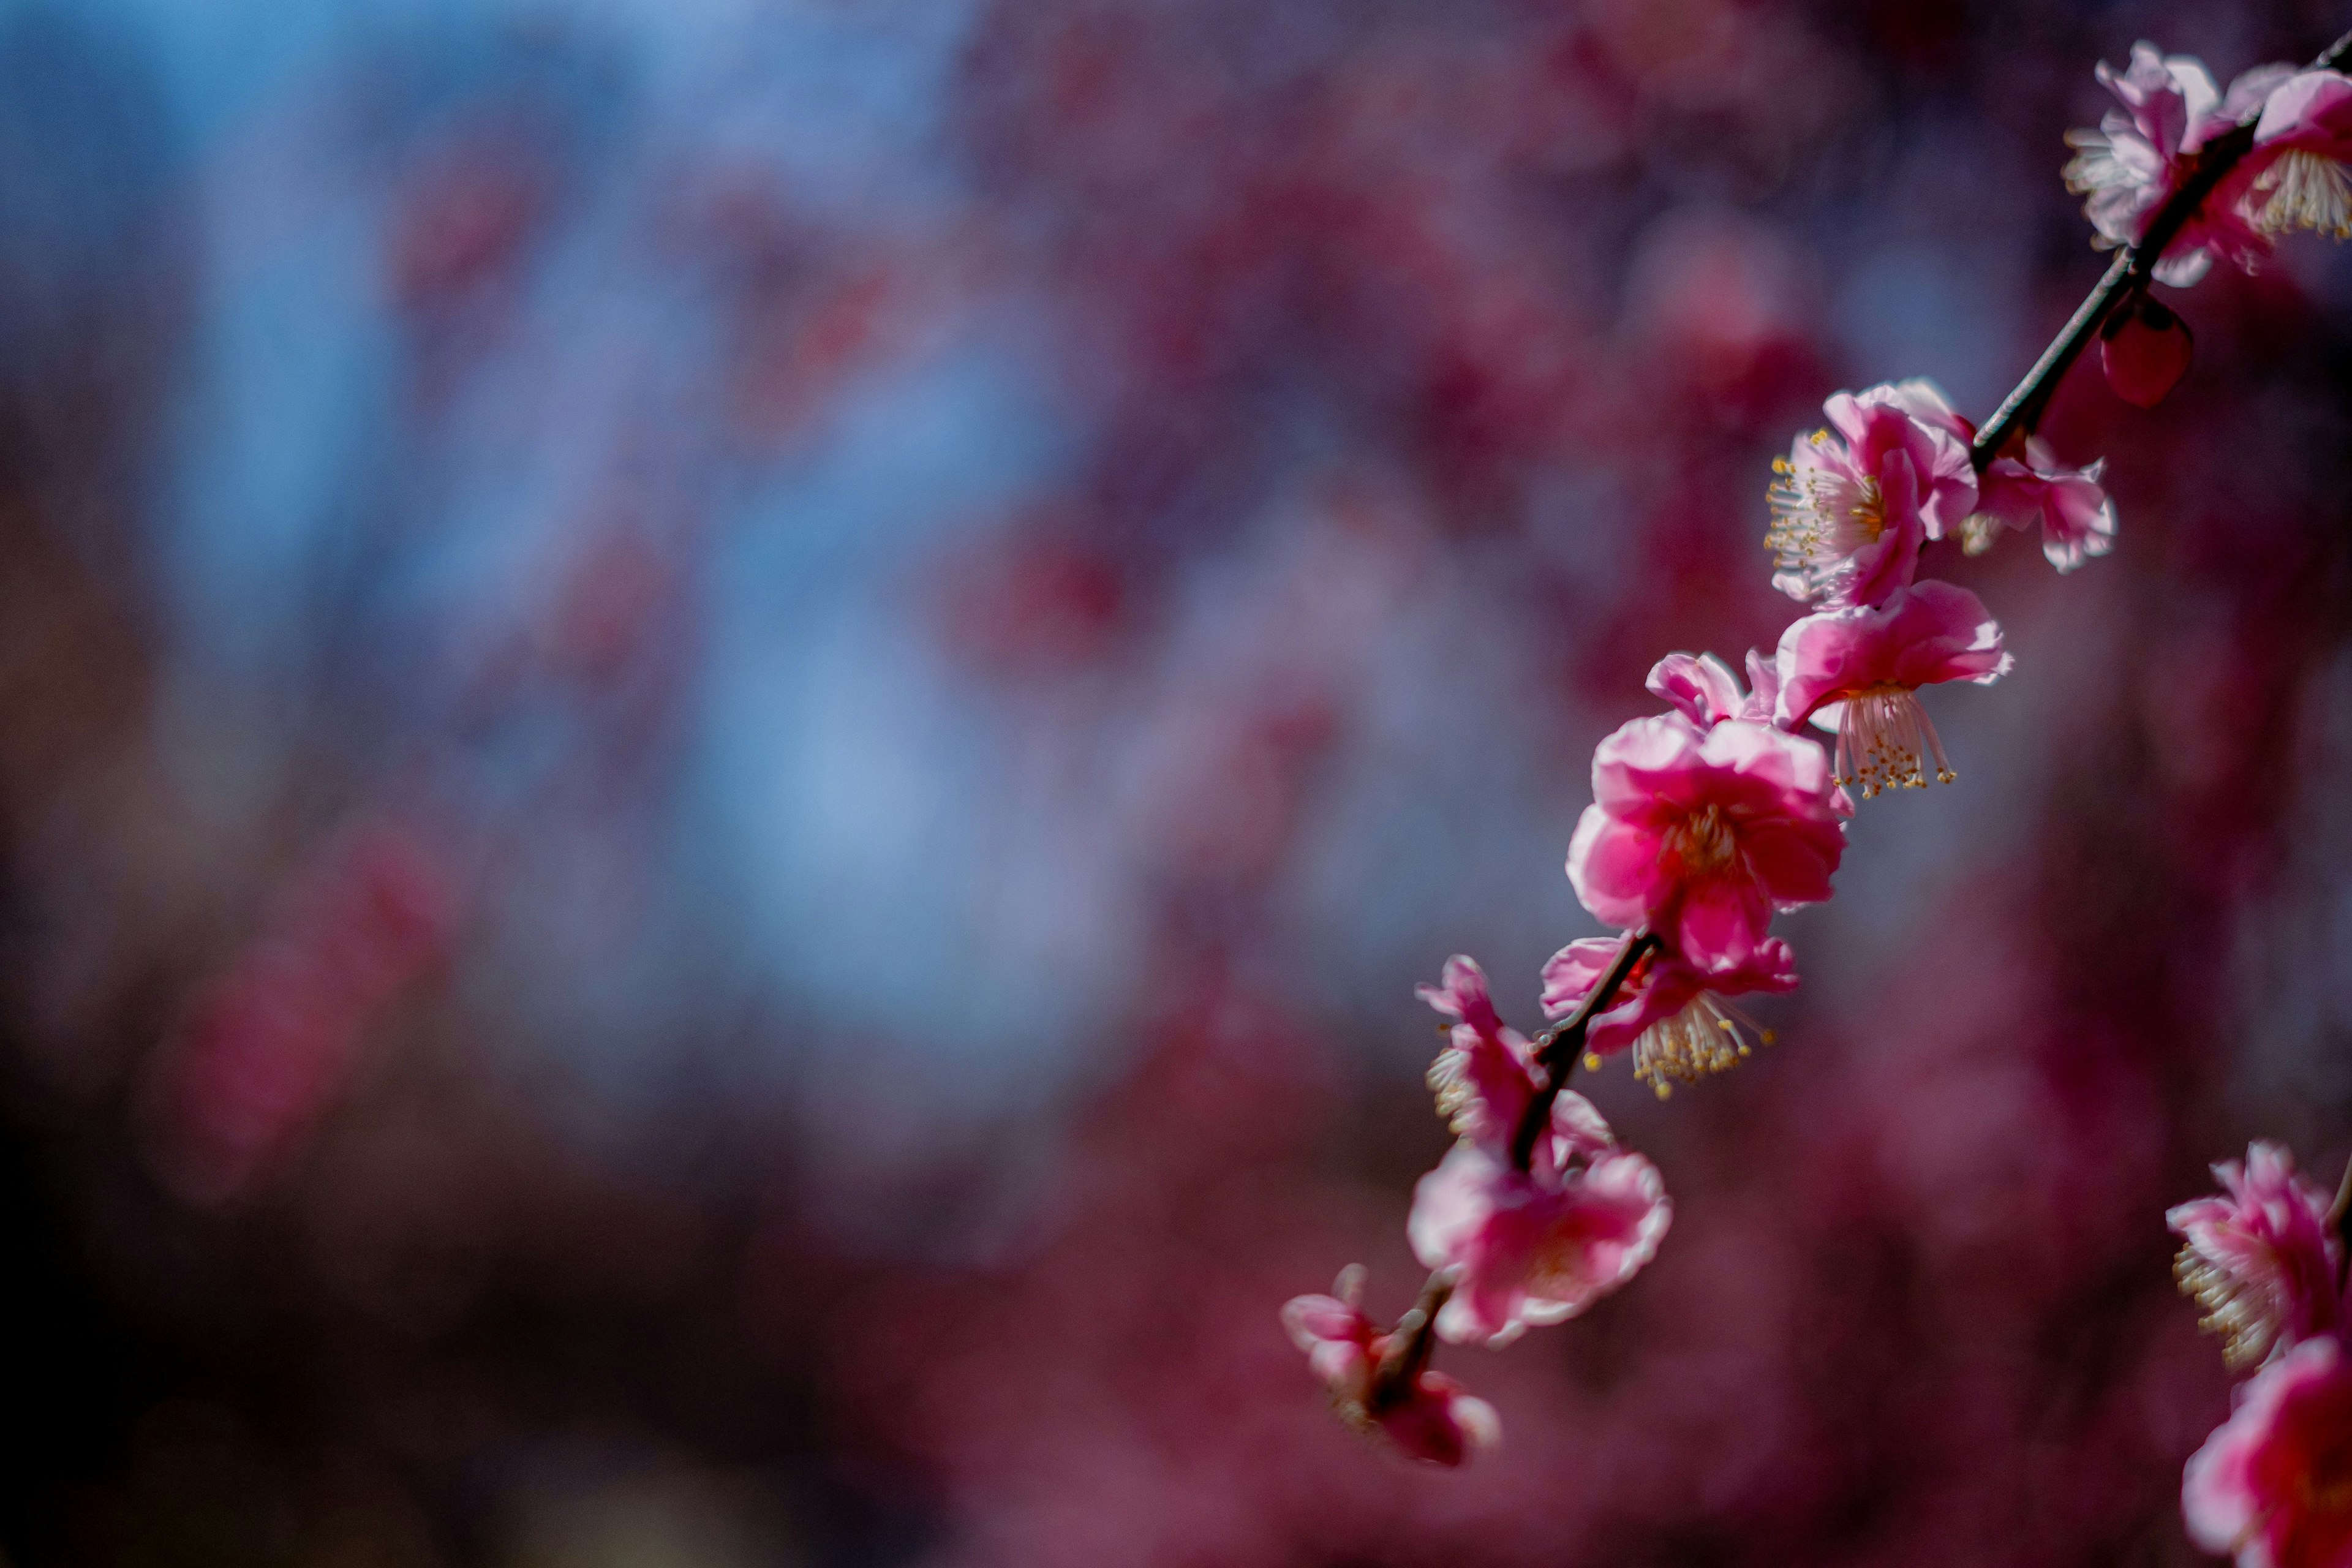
(1281, 1266, 1501, 1466)
(1541, 935, 1797, 1099)
(2062, 42, 2293, 285)
(2253, 70, 2352, 242)
(2182, 1335, 2352, 1568)
(1408, 1131, 1672, 1348)
(1418, 954, 1539, 1146)
(1773, 581, 2011, 799)
(2168, 1142, 2344, 1373)
(1765, 381, 1977, 608)
(1964, 439, 2119, 573)
(1567, 714, 1846, 970)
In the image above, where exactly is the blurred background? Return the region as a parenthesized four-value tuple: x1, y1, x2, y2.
(3, 0, 2351, 1562)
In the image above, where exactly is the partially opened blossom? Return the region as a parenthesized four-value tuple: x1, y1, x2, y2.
(1419, 954, 1538, 1145)
(1566, 715, 1846, 968)
(1541, 935, 1798, 1098)
(1965, 438, 2119, 572)
(1408, 1136, 1672, 1348)
(1773, 580, 2012, 798)
(1646, 649, 1777, 729)
(1765, 381, 1977, 606)
(2182, 1335, 2352, 1568)
(2063, 42, 2294, 285)
(1281, 1266, 1501, 1466)
(2169, 1142, 2345, 1371)
(2252, 70, 2352, 241)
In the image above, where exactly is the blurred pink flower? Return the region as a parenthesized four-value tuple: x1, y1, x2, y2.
(2170, 1142, 2345, 1371)
(2062, 42, 2295, 286)
(1773, 580, 2012, 798)
(1966, 439, 2119, 572)
(1540, 935, 1797, 1098)
(1408, 1138, 1672, 1348)
(1419, 954, 1539, 1145)
(1765, 381, 1976, 608)
(1280, 1265, 1501, 1466)
(1566, 714, 1846, 968)
(2182, 1335, 2352, 1568)
(1646, 649, 1778, 729)
(2252, 70, 2352, 240)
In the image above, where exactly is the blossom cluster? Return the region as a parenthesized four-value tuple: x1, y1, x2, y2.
(2170, 1143, 2352, 1568)
(1284, 34, 2352, 1479)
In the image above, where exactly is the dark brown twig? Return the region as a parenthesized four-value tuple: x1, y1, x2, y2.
(1508, 929, 1659, 1170)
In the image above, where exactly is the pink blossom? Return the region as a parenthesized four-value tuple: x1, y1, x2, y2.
(1408, 1138, 1672, 1348)
(1566, 715, 1846, 968)
(1646, 649, 1778, 729)
(2169, 1142, 2345, 1371)
(1280, 1265, 1502, 1466)
(1540, 935, 1798, 1098)
(1419, 954, 1538, 1146)
(2252, 70, 2352, 241)
(2062, 43, 2295, 286)
(1966, 438, 2118, 573)
(1765, 381, 1977, 608)
(2182, 1335, 2352, 1568)
(1773, 580, 2012, 798)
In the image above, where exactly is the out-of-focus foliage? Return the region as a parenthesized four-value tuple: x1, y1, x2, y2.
(2, 0, 2350, 1564)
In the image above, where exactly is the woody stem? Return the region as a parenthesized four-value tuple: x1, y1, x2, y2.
(1508, 929, 1659, 1171)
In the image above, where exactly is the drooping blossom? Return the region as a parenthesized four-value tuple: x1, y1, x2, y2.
(2252, 70, 2352, 241)
(2182, 1335, 2352, 1568)
(2062, 42, 2296, 285)
(1281, 1265, 1501, 1466)
(1764, 380, 1977, 607)
(1408, 1129, 1672, 1348)
(2169, 1142, 2345, 1371)
(1566, 714, 1846, 969)
(1963, 437, 2119, 572)
(2100, 293, 2196, 408)
(1646, 649, 1777, 729)
(1419, 954, 1538, 1146)
(1773, 580, 2012, 798)
(1541, 934, 1797, 1098)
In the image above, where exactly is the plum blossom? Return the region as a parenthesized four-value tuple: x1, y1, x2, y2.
(1773, 580, 2012, 798)
(1281, 1265, 1501, 1466)
(1541, 935, 1796, 1098)
(1646, 649, 1777, 729)
(2062, 42, 2295, 286)
(1408, 1133, 1672, 1348)
(2252, 70, 2352, 241)
(2170, 1142, 2345, 1371)
(1765, 381, 1977, 607)
(2182, 1335, 2352, 1568)
(1963, 437, 2119, 572)
(1566, 714, 1846, 969)
(1419, 954, 1539, 1147)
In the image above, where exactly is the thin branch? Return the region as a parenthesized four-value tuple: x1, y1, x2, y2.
(1509, 929, 1659, 1172)
(1368, 1268, 1456, 1409)
(1969, 27, 2352, 470)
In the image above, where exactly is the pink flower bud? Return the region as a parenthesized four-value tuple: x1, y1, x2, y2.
(2100, 294, 2194, 408)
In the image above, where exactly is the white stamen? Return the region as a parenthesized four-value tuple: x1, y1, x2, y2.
(1833, 684, 1955, 799)
(1629, 994, 1774, 1100)
(2253, 149, 2352, 240)
(1765, 439, 1885, 600)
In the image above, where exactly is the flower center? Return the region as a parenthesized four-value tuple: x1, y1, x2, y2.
(2255, 149, 2352, 241)
(1834, 682, 1955, 799)
(1765, 442, 1887, 594)
(1660, 804, 1738, 879)
(1630, 993, 1775, 1099)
